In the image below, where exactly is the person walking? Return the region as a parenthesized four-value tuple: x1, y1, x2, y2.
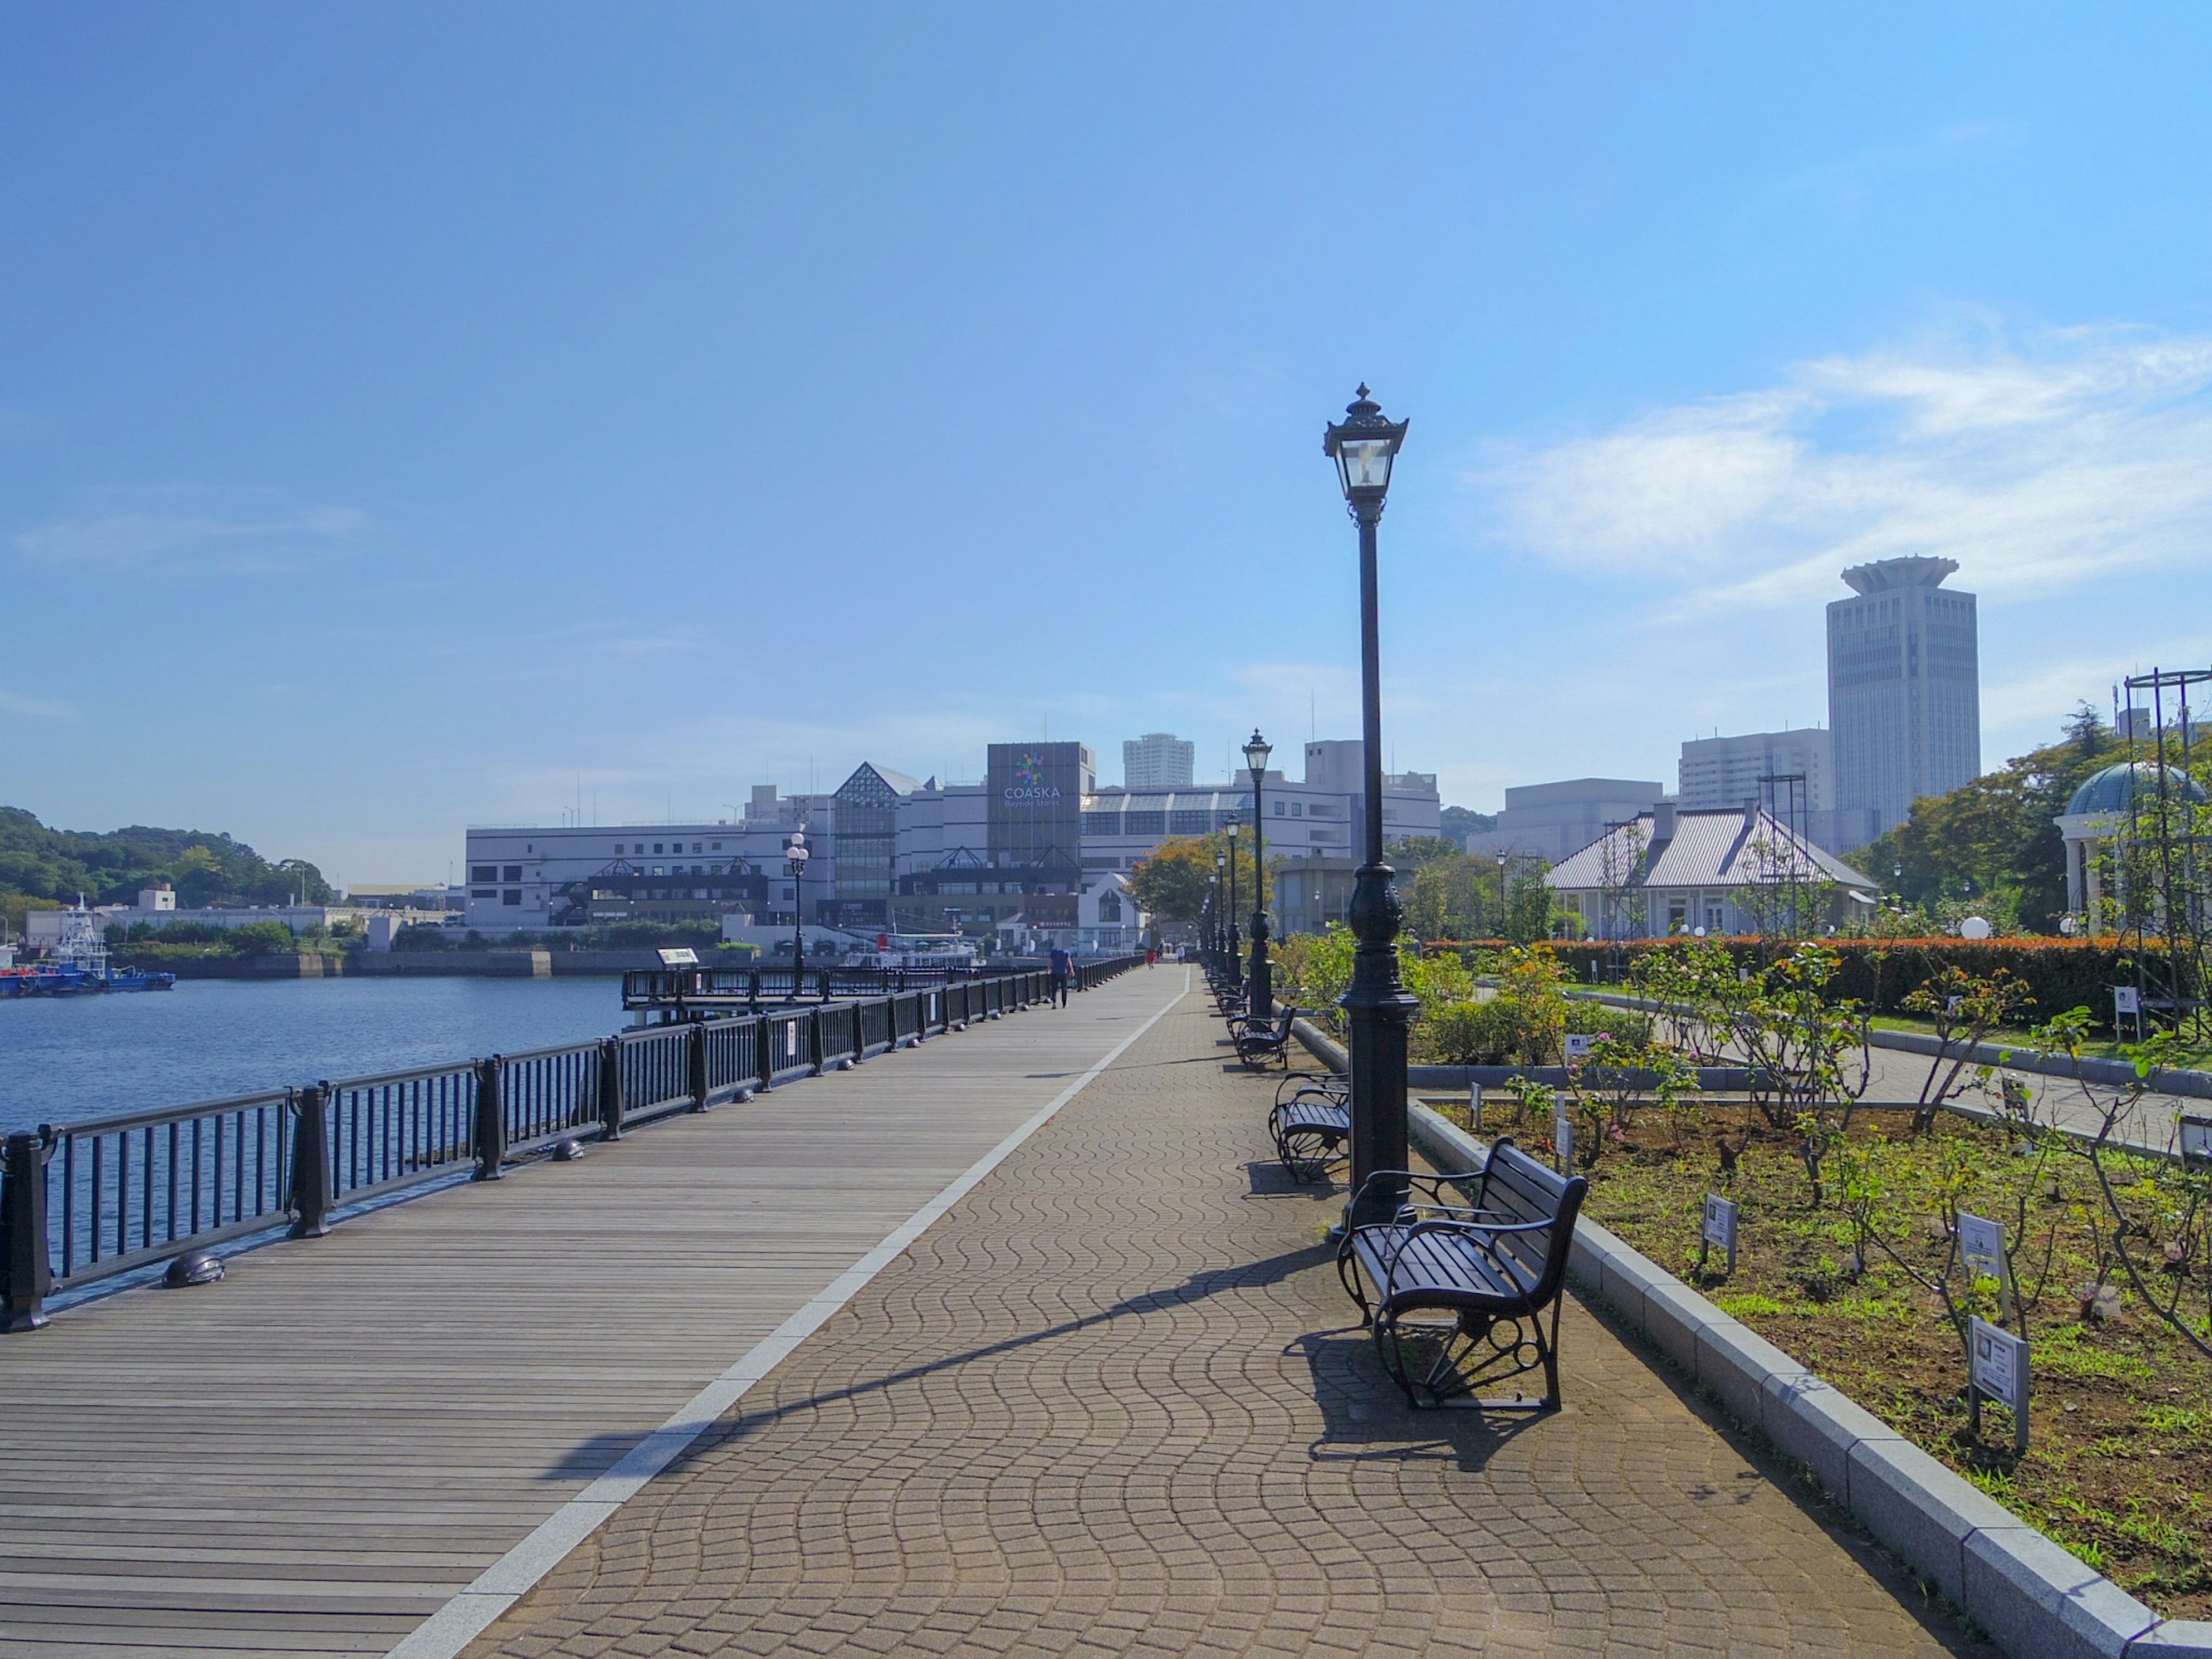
(1048, 944, 1073, 1007)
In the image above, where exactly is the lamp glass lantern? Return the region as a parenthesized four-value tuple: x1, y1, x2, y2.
(1243, 730, 1273, 778)
(1323, 384, 1410, 506)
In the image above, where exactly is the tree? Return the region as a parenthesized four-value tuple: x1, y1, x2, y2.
(1399, 847, 1549, 941)
(1388, 836, 1463, 869)
(1126, 831, 1272, 934)
(1438, 805, 1497, 846)
(1847, 712, 2122, 933)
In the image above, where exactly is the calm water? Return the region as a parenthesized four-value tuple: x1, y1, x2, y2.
(0, 976, 627, 1136)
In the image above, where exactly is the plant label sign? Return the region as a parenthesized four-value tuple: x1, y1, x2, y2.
(1554, 1107, 1574, 1171)
(1969, 1316, 2030, 1452)
(1700, 1193, 1739, 1274)
(2114, 985, 2142, 1017)
(2181, 1115, 2212, 1169)
(1958, 1211, 2012, 1317)
(1958, 1211, 2006, 1285)
(1564, 1032, 1593, 1062)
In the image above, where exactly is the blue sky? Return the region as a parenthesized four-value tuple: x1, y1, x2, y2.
(8, 5, 2212, 884)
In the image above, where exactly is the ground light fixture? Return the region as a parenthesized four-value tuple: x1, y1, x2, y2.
(1323, 384, 1415, 1228)
(1243, 729, 1274, 1021)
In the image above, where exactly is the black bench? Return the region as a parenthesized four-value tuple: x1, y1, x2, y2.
(1267, 1073, 1350, 1181)
(1235, 1006, 1301, 1069)
(1336, 1138, 1587, 1411)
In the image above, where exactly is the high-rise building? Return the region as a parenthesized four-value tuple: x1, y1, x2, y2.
(1827, 557, 1980, 841)
(1123, 732, 1195, 790)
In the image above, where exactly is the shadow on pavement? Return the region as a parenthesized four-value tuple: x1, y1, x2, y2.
(1292, 1329, 1548, 1471)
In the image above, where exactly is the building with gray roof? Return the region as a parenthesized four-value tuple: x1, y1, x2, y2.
(1546, 800, 1878, 940)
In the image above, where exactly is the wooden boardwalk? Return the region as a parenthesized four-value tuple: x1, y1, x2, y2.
(0, 969, 1188, 1658)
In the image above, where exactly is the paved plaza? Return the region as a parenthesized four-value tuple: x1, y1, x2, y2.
(463, 986, 1988, 1659)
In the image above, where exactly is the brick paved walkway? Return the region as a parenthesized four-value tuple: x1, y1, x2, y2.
(465, 991, 1987, 1659)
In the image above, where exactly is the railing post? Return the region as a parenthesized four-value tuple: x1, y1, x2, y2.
(809, 1007, 825, 1074)
(599, 1037, 625, 1141)
(472, 1058, 506, 1181)
(688, 1020, 710, 1111)
(288, 1085, 334, 1238)
(1, 1128, 54, 1333)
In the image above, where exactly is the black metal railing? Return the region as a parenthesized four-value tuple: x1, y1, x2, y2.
(0, 955, 1146, 1331)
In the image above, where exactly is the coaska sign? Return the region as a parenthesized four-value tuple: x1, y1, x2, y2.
(1002, 752, 1062, 803)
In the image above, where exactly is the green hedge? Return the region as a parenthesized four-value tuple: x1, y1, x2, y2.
(1448, 937, 2192, 1032)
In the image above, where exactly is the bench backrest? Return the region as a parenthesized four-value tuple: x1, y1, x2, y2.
(1474, 1138, 1588, 1306)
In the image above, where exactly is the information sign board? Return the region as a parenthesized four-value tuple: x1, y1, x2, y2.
(1700, 1193, 1739, 1274)
(1564, 1032, 1593, 1062)
(2115, 986, 2142, 1016)
(2181, 1115, 2212, 1169)
(1969, 1316, 2031, 1451)
(1554, 1107, 1574, 1172)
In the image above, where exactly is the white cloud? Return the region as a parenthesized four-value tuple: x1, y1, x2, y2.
(16, 486, 366, 571)
(1473, 328, 2212, 615)
(0, 687, 75, 719)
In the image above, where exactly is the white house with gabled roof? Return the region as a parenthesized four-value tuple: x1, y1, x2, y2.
(1546, 800, 1878, 940)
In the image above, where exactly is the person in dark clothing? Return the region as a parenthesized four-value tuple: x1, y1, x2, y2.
(1048, 945, 1073, 1007)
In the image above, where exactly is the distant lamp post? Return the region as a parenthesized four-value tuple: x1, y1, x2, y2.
(1324, 384, 1415, 1226)
(785, 830, 810, 1001)
(1495, 851, 1509, 940)
(1225, 821, 1241, 974)
(1213, 857, 1227, 963)
(1244, 729, 1275, 1018)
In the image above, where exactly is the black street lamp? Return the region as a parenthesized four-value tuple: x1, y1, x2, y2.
(785, 830, 810, 1002)
(1496, 851, 1510, 940)
(1211, 859, 1226, 964)
(1244, 729, 1274, 1019)
(1224, 821, 1241, 974)
(1324, 384, 1414, 1227)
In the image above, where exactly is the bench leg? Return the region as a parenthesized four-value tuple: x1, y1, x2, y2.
(1374, 1304, 1560, 1412)
(1335, 1243, 1375, 1328)
(1276, 1126, 1343, 1185)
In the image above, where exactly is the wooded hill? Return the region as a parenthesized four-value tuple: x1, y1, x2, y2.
(0, 806, 334, 932)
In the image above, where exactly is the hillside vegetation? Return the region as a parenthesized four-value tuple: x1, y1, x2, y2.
(0, 806, 334, 934)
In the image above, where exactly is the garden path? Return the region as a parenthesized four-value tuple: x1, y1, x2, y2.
(460, 985, 1990, 1659)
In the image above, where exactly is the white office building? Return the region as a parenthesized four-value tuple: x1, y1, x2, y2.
(1122, 733, 1195, 791)
(1827, 556, 1981, 840)
(1467, 778, 1668, 867)
(1078, 740, 1440, 874)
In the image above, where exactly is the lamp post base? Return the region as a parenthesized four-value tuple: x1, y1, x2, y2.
(1340, 859, 1415, 1228)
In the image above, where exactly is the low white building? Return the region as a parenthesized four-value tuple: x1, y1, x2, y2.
(1546, 801, 1878, 939)
(25, 890, 373, 949)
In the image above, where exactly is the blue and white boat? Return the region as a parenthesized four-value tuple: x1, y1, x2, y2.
(0, 902, 176, 996)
